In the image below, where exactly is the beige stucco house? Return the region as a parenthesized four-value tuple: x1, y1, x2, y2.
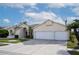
(33, 20, 69, 40)
(4, 22, 29, 38)
(4, 20, 69, 40)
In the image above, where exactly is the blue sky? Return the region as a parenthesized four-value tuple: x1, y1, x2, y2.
(0, 3, 79, 27)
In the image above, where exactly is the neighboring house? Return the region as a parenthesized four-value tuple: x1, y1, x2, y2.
(4, 22, 29, 38)
(33, 20, 69, 40)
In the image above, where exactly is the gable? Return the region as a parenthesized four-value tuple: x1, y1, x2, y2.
(33, 20, 66, 32)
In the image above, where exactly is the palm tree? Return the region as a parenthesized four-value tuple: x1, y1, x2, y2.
(67, 19, 79, 44)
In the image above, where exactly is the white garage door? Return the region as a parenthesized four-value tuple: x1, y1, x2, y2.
(55, 32, 68, 40)
(34, 31, 68, 40)
(34, 31, 54, 40)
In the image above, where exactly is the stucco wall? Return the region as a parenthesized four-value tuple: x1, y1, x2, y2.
(5, 23, 30, 38)
(19, 24, 29, 35)
(15, 28, 26, 38)
(33, 20, 66, 32)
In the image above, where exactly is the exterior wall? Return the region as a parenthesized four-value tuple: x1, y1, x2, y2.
(14, 24, 29, 38)
(15, 28, 26, 38)
(7, 28, 15, 35)
(33, 20, 69, 40)
(5, 23, 30, 38)
(19, 24, 29, 35)
(33, 21, 66, 32)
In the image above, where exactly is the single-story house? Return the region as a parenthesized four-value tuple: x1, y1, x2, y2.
(33, 20, 69, 40)
(4, 22, 29, 38)
(4, 20, 69, 40)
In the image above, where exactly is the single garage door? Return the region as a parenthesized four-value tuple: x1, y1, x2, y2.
(34, 31, 68, 40)
(55, 32, 68, 40)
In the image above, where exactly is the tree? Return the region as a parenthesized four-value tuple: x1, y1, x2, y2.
(67, 19, 79, 44)
(0, 29, 9, 38)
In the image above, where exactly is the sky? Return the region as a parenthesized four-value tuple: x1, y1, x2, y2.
(0, 3, 79, 27)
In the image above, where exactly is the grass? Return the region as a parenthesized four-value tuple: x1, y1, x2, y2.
(0, 38, 30, 46)
(0, 38, 29, 43)
(0, 38, 20, 43)
(0, 43, 8, 46)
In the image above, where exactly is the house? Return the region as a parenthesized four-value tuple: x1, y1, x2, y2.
(33, 20, 69, 40)
(4, 20, 69, 40)
(4, 22, 29, 38)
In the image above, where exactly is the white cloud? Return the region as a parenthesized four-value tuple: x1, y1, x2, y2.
(47, 3, 79, 8)
(4, 3, 37, 9)
(72, 7, 79, 15)
(47, 3, 65, 8)
(67, 17, 79, 23)
(64, 3, 79, 16)
(4, 3, 79, 9)
(25, 11, 65, 24)
(3, 19, 10, 23)
(4, 3, 79, 16)
(47, 3, 79, 16)
(67, 3, 79, 7)
(4, 3, 39, 14)
(25, 11, 57, 20)
(54, 17, 65, 24)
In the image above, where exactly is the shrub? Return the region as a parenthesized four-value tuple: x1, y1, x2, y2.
(67, 31, 78, 48)
(0, 29, 9, 38)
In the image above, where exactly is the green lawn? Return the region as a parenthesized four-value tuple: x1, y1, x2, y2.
(0, 43, 8, 46)
(0, 38, 30, 46)
(0, 38, 29, 43)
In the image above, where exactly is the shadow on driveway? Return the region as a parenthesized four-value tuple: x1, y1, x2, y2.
(57, 50, 69, 55)
(22, 39, 67, 46)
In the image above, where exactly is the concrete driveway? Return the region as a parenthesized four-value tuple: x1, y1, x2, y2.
(0, 39, 69, 55)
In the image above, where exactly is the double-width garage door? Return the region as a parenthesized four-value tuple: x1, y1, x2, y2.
(34, 31, 68, 40)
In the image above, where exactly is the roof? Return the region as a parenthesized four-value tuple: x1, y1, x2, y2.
(33, 19, 66, 29)
(29, 24, 39, 28)
(4, 21, 29, 29)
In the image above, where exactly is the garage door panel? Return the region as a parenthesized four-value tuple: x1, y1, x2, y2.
(34, 32, 54, 40)
(55, 32, 68, 40)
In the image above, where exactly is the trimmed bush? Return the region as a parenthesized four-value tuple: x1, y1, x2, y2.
(0, 29, 9, 38)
